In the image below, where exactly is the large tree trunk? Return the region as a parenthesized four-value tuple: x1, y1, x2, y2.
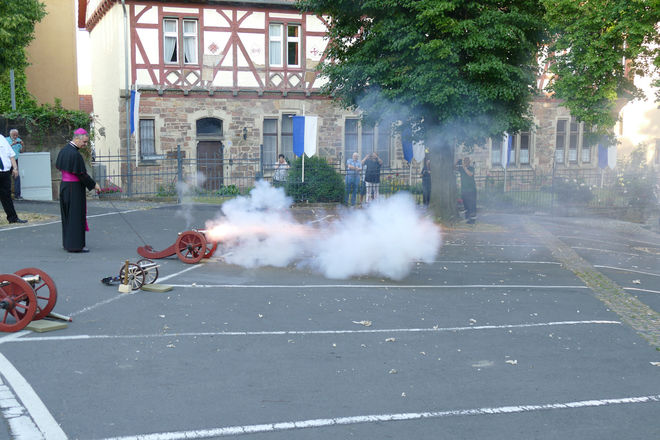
(428, 140, 459, 221)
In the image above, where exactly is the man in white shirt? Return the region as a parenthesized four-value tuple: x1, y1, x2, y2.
(0, 136, 27, 223)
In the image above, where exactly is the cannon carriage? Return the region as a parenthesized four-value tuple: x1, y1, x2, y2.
(137, 229, 218, 264)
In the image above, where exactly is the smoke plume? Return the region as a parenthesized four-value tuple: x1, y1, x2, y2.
(205, 181, 441, 280)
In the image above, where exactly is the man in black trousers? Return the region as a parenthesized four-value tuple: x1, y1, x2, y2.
(0, 136, 27, 224)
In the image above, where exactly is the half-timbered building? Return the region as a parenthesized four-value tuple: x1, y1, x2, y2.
(79, 0, 607, 195)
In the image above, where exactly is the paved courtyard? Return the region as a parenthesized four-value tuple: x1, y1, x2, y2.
(0, 199, 659, 439)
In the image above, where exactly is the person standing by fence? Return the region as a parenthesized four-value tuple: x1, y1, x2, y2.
(5, 129, 23, 200)
(0, 136, 26, 223)
(457, 157, 477, 223)
(362, 151, 383, 203)
(345, 152, 362, 206)
(273, 154, 289, 188)
(421, 156, 431, 207)
(56, 128, 100, 252)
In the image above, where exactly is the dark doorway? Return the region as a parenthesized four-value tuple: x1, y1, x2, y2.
(197, 141, 223, 190)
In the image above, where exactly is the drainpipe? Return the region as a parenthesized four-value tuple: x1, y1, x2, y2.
(121, 0, 132, 196)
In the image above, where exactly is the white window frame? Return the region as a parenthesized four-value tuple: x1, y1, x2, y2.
(183, 19, 198, 65)
(269, 24, 283, 67)
(139, 119, 157, 159)
(163, 18, 178, 64)
(555, 118, 587, 166)
(268, 22, 302, 68)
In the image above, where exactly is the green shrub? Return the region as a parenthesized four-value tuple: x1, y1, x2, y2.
(285, 155, 344, 202)
(551, 178, 594, 204)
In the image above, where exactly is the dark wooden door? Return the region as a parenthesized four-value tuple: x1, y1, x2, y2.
(197, 141, 223, 190)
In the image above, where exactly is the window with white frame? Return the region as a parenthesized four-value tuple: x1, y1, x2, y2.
(139, 119, 156, 158)
(163, 18, 198, 65)
(268, 23, 301, 68)
(491, 137, 503, 166)
(555, 118, 587, 166)
(262, 115, 297, 163)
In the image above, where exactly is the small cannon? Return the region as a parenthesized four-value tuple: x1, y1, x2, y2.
(137, 229, 218, 264)
(102, 258, 160, 291)
(0, 268, 58, 332)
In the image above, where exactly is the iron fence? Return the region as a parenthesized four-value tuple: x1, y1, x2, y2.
(90, 152, 655, 218)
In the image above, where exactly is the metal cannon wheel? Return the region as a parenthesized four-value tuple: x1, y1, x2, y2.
(14, 268, 58, 321)
(175, 230, 207, 264)
(0, 274, 37, 332)
(119, 263, 146, 291)
(137, 259, 159, 285)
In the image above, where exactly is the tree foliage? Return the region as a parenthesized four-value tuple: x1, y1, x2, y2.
(543, 0, 660, 136)
(297, 0, 547, 219)
(0, 0, 46, 71)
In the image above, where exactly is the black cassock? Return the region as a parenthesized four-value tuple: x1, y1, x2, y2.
(56, 142, 96, 251)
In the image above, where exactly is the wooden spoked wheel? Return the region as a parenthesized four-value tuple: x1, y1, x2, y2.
(0, 274, 37, 332)
(14, 268, 58, 321)
(204, 241, 218, 259)
(175, 231, 207, 264)
(137, 259, 158, 285)
(119, 263, 146, 291)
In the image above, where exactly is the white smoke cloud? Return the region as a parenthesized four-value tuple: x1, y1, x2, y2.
(204, 181, 441, 280)
(176, 171, 207, 228)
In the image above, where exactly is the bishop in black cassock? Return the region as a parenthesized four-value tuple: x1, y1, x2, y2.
(56, 129, 100, 252)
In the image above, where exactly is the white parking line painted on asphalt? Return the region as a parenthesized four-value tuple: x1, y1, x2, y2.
(443, 243, 541, 247)
(624, 287, 660, 294)
(0, 354, 67, 440)
(594, 265, 660, 277)
(0, 330, 31, 346)
(101, 394, 660, 440)
(5, 320, 620, 343)
(0, 376, 44, 440)
(433, 260, 561, 265)
(165, 283, 589, 289)
(571, 246, 647, 257)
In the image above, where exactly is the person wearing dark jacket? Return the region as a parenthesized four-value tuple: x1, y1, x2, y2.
(56, 129, 100, 252)
(362, 151, 383, 203)
(456, 157, 477, 223)
(421, 156, 431, 207)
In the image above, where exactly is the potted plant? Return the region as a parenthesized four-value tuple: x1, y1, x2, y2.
(97, 183, 122, 199)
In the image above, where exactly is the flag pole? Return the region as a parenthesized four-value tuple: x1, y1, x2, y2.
(302, 105, 306, 183)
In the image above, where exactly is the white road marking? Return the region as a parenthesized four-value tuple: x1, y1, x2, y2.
(101, 394, 660, 440)
(571, 246, 647, 257)
(624, 287, 660, 294)
(5, 320, 620, 343)
(0, 354, 66, 440)
(594, 265, 660, 278)
(165, 283, 589, 289)
(432, 260, 561, 265)
(443, 243, 541, 247)
(0, 376, 43, 440)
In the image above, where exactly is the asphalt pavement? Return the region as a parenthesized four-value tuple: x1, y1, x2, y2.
(0, 199, 659, 440)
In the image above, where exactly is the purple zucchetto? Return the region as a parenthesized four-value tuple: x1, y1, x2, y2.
(73, 128, 88, 135)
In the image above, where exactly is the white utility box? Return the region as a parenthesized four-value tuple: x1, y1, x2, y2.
(19, 152, 52, 201)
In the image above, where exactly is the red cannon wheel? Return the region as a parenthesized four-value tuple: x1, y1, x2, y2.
(175, 230, 207, 264)
(137, 259, 158, 285)
(119, 263, 146, 291)
(0, 274, 37, 332)
(205, 241, 218, 259)
(14, 268, 58, 321)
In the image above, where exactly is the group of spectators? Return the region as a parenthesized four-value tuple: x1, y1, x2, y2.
(345, 151, 385, 206)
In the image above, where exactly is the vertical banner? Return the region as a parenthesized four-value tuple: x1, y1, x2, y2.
(130, 89, 140, 135)
(292, 116, 318, 157)
(607, 146, 617, 169)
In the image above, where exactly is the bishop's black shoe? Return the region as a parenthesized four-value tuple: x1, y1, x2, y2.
(9, 218, 27, 224)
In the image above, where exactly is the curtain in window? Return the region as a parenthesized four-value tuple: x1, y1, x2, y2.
(344, 119, 358, 159)
(520, 132, 530, 164)
(164, 20, 177, 63)
(183, 20, 197, 64)
(269, 24, 282, 65)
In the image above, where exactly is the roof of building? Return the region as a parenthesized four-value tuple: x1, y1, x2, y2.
(80, 0, 299, 30)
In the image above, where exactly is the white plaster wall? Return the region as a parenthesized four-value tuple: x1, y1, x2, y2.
(135, 5, 158, 24)
(306, 14, 326, 33)
(204, 9, 229, 27)
(237, 71, 260, 87)
(617, 75, 660, 161)
(240, 11, 265, 29)
(90, 5, 126, 162)
(163, 7, 197, 14)
(242, 33, 265, 66)
(136, 28, 159, 65)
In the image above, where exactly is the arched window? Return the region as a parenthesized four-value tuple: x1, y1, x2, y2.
(196, 118, 223, 137)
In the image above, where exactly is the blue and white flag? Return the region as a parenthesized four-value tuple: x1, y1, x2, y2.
(130, 89, 141, 135)
(402, 127, 413, 163)
(607, 145, 617, 169)
(502, 133, 512, 167)
(598, 144, 617, 169)
(292, 115, 318, 157)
